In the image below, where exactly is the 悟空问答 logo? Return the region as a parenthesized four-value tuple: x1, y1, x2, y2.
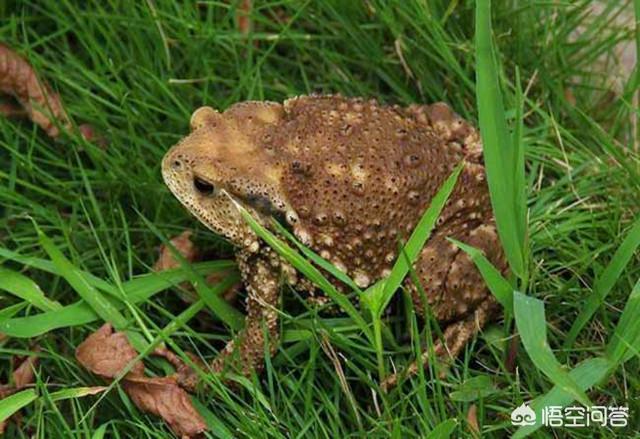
(511, 403, 536, 426)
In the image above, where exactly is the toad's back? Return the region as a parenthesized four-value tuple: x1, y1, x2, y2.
(261, 95, 487, 287)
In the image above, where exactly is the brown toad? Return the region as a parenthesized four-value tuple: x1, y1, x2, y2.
(161, 95, 506, 383)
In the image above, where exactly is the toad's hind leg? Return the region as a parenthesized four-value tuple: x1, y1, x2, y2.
(211, 247, 280, 378)
(382, 222, 505, 390)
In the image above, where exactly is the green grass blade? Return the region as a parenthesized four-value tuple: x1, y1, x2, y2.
(49, 386, 106, 402)
(0, 389, 38, 424)
(605, 278, 640, 366)
(425, 418, 458, 439)
(512, 67, 527, 250)
(636, 0, 640, 143)
(197, 271, 243, 328)
(375, 163, 463, 316)
(448, 238, 512, 310)
(0, 303, 26, 322)
(140, 216, 244, 330)
(90, 424, 108, 439)
(449, 375, 498, 402)
(515, 279, 640, 438)
(0, 247, 118, 296)
(513, 291, 591, 407)
(513, 357, 611, 438)
(271, 219, 362, 293)
(565, 216, 640, 348)
(0, 262, 234, 338)
(122, 261, 235, 303)
(0, 301, 100, 338)
(191, 398, 235, 439)
(475, 0, 525, 278)
(234, 200, 372, 341)
(36, 225, 129, 330)
(0, 267, 62, 312)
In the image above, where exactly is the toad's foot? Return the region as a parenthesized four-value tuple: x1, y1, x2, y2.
(381, 297, 496, 391)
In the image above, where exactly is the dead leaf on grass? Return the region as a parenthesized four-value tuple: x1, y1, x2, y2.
(236, 0, 252, 35)
(124, 375, 207, 438)
(75, 323, 144, 378)
(76, 324, 206, 438)
(12, 348, 39, 388)
(0, 44, 104, 145)
(0, 348, 39, 434)
(153, 230, 199, 272)
(467, 403, 480, 437)
(153, 230, 240, 305)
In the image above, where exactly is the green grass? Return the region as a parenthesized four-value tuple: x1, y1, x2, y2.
(1, 0, 639, 437)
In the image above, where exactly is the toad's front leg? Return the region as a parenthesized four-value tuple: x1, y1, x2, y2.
(211, 247, 281, 377)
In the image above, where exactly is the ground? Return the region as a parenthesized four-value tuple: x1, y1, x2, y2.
(0, 1, 639, 438)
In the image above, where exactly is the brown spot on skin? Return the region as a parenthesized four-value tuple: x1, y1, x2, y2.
(404, 154, 422, 167)
(333, 259, 347, 273)
(320, 234, 334, 247)
(351, 181, 366, 195)
(291, 159, 312, 176)
(353, 270, 371, 288)
(332, 210, 346, 225)
(313, 212, 328, 225)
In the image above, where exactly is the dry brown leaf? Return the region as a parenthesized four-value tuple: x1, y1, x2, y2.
(75, 323, 144, 378)
(153, 231, 241, 306)
(124, 375, 207, 438)
(153, 230, 202, 303)
(236, 0, 252, 35)
(76, 324, 207, 437)
(467, 403, 480, 437)
(0, 43, 70, 137)
(505, 334, 519, 374)
(0, 101, 27, 117)
(0, 385, 14, 399)
(153, 231, 199, 272)
(12, 349, 39, 388)
(0, 44, 101, 144)
(0, 348, 40, 434)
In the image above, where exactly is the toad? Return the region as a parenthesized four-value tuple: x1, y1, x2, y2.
(161, 95, 507, 384)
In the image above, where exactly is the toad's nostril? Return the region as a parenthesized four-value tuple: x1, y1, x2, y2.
(194, 176, 215, 195)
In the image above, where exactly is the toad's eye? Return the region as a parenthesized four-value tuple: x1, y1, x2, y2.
(193, 177, 215, 196)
